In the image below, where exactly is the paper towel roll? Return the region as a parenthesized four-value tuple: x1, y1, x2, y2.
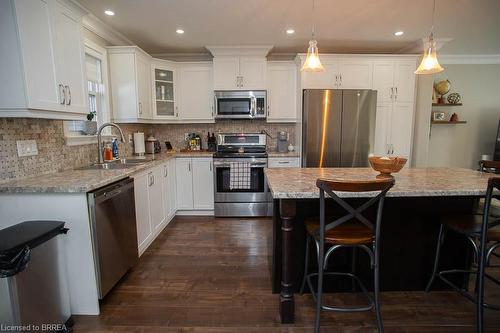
(133, 132, 145, 155)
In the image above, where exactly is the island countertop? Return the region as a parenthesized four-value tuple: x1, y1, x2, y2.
(265, 167, 493, 199)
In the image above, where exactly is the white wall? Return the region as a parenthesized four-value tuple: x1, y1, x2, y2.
(426, 64, 500, 169)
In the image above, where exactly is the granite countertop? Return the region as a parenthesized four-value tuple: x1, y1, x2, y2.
(265, 167, 492, 199)
(267, 150, 300, 157)
(0, 150, 214, 194)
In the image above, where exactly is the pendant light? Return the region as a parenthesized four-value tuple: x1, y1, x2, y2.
(415, 0, 444, 74)
(301, 0, 324, 72)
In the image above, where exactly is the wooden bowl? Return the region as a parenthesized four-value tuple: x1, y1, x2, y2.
(368, 156, 407, 179)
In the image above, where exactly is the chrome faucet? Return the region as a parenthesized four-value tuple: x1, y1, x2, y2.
(97, 122, 126, 164)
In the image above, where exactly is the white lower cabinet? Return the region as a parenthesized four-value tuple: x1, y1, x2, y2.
(162, 159, 177, 220)
(175, 157, 214, 211)
(148, 165, 166, 233)
(175, 158, 194, 210)
(134, 159, 177, 255)
(134, 171, 152, 254)
(192, 158, 214, 210)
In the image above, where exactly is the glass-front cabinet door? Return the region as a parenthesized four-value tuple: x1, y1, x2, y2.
(152, 62, 177, 119)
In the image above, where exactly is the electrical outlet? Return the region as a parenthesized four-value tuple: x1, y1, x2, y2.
(17, 140, 38, 157)
(128, 134, 133, 143)
(184, 133, 189, 141)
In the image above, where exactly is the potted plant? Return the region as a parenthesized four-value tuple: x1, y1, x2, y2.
(83, 111, 97, 135)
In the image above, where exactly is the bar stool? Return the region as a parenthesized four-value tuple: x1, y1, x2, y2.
(300, 177, 394, 333)
(425, 177, 500, 333)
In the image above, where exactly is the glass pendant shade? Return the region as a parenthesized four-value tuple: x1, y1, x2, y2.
(301, 39, 324, 72)
(415, 36, 444, 74)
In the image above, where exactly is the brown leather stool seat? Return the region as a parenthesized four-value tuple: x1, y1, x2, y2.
(305, 218, 374, 245)
(442, 214, 500, 242)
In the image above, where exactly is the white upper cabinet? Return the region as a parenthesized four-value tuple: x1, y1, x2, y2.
(0, 0, 88, 119)
(372, 59, 417, 105)
(394, 60, 417, 103)
(300, 59, 339, 89)
(213, 57, 240, 90)
(177, 63, 214, 122)
(337, 60, 373, 89)
(372, 61, 395, 105)
(151, 59, 177, 120)
(300, 56, 372, 90)
(267, 62, 298, 122)
(108, 46, 152, 122)
(213, 56, 267, 90)
(52, 0, 87, 114)
(238, 57, 267, 90)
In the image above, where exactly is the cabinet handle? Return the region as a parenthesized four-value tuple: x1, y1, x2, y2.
(267, 105, 270, 116)
(59, 84, 66, 105)
(188, 162, 191, 172)
(209, 162, 212, 171)
(390, 87, 394, 99)
(138, 102, 143, 115)
(334, 75, 338, 87)
(395, 87, 398, 100)
(65, 85, 71, 105)
(152, 174, 155, 185)
(148, 173, 153, 186)
(164, 166, 168, 177)
(339, 74, 342, 87)
(278, 161, 290, 164)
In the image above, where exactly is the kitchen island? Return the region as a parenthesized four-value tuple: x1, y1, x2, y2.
(265, 167, 492, 323)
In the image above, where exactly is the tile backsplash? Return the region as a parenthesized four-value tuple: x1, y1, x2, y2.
(0, 118, 297, 181)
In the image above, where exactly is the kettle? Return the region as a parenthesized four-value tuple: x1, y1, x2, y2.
(145, 135, 158, 154)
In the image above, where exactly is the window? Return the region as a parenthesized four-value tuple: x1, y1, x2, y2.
(65, 41, 110, 145)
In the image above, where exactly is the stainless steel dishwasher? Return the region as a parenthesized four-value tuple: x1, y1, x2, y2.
(87, 177, 138, 299)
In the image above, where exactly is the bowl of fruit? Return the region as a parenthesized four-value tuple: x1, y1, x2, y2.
(368, 156, 407, 179)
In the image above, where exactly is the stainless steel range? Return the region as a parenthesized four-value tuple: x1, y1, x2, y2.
(213, 133, 271, 217)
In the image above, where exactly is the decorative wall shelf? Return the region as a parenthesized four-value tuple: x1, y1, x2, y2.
(432, 103, 463, 106)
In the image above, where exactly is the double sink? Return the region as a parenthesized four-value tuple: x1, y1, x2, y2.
(79, 158, 150, 170)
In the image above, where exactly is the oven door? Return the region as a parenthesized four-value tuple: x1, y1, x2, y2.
(214, 91, 256, 119)
(213, 158, 269, 203)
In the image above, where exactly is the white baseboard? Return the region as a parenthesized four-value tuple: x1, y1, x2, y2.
(175, 210, 214, 216)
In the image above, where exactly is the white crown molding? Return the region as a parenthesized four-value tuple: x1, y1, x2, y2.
(206, 45, 273, 57)
(81, 13, 134, 46)
(439, 54, 500, 65)
(151, 53, 213, 62)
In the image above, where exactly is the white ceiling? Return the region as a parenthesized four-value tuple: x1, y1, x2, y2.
(78, 0, 500, 56)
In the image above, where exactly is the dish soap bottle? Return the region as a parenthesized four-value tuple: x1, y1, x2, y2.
(112, 138, 119, 159)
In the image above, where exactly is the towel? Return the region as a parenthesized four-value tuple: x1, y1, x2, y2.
(229, 162, 251, 190)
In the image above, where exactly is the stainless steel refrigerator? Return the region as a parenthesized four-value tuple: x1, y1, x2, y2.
(302, 89, 377, 167)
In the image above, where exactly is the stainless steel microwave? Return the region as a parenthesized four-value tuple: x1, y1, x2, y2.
(214, 90, 266, 119)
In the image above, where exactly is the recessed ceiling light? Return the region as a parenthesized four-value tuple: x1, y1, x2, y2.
(104, 10, 115, 16)
(286, 29, 295, 35)
(394, 31, 404, 36)
(176, 29, 185, 34)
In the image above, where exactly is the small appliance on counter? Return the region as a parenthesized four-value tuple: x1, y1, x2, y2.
(145, 135, 161, 154)
(165, 141, 173, 151)
(133, 132, 145, 156)
(277, 131, 289, 153)
(207, 132, 217, 152)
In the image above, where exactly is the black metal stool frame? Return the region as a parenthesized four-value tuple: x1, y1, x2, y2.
(301, 178, 394, 333)
(425, 177, 500, 333)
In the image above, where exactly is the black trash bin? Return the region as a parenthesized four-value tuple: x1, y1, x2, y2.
(0, 221, 71, 332)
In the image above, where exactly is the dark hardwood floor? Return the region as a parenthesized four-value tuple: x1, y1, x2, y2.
(73, 216, 500, 332)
